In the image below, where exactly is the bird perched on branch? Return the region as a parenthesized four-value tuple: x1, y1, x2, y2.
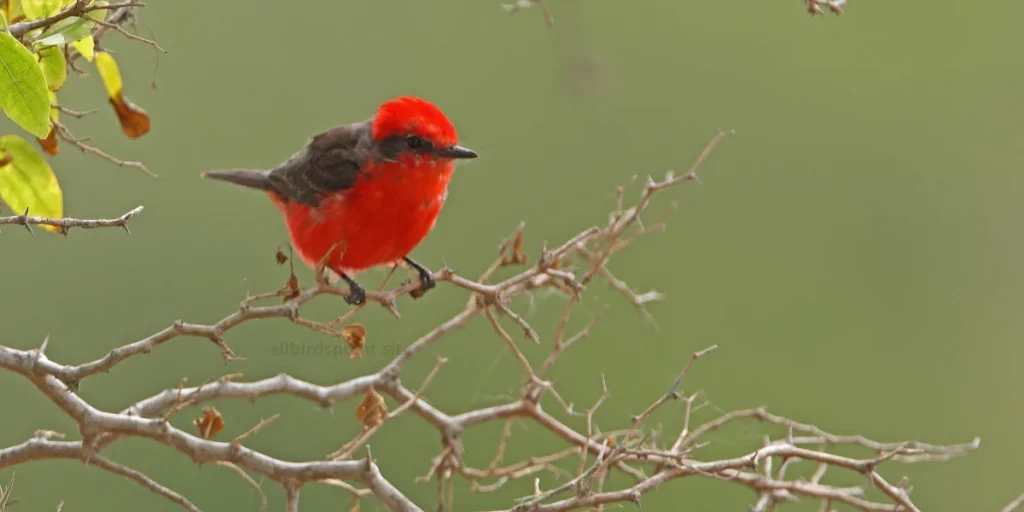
(202, 96, 478, 305)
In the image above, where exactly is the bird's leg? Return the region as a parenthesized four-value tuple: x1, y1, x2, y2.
(403, 256, 436, 296)
(336, 272, 366, 305)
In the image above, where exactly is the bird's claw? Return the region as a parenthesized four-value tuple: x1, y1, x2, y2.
(344, 284, 366, 306)
(417, 270, 436, 294)
(403, 256, 436, 299)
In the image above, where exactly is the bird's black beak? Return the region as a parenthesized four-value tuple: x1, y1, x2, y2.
(436, 145, 478, 159)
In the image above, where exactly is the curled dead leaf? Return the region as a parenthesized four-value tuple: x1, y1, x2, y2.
(194, 406, 224, 439)
(37, 125, 58, 155)
(341, 324, 366, 359)
(355, 389, 387, 429)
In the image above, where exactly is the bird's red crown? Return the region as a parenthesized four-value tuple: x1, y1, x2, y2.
(371, 96, 459, 148)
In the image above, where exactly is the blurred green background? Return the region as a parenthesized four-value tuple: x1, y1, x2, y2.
(3, 1, 1022, 510)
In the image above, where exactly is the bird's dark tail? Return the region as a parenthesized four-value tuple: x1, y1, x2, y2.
(201, 169, 272, 191)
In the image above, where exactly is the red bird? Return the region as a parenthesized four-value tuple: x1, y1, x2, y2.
(202, 96, 477, 305)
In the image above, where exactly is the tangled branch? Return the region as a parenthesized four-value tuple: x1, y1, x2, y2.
(0, 132, 982, 511)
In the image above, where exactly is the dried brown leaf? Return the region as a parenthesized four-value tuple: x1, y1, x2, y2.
(194, 406, 224, 439)
(275, 249, 288, 265)
(110, 93, 150, 139)
(342, 324, 366, 359)
(355, 389, 387, 429)
(37, 125, 58, 155)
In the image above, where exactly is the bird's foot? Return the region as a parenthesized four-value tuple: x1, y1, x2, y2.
(345, 285, 366, 306)
(338, 273, 366, 306)
(416, 270, 436, 293)
(403, 257, 436, 299)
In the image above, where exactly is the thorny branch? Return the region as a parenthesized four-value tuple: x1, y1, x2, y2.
(0, 132, 983, 512)
(0, 206, 143, 234)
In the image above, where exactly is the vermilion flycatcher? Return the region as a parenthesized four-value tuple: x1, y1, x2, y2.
(202, 96, 477, 305)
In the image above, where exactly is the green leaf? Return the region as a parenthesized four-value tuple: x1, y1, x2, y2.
(32, 15, 93, 47)
(36, 44, 66, 91)
(0, 32, 50, 138)
(0, 134, 63, 232)
(22, 0, 61, 20)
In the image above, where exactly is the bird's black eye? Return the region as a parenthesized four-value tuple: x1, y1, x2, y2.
(405, 135, 425, 150)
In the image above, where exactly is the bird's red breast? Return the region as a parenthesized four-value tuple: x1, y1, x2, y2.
(268, 159, 453, 274)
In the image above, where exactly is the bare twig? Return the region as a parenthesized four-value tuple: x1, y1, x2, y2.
(53, 121, 155, 177)
(55, 105, 99, 118)
(91, 17, 166, 52)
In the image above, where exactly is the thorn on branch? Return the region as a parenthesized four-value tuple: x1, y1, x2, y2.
(232, 414, 280, 447)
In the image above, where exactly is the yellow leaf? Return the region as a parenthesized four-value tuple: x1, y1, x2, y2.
(1, 0, 26, 25)
(94, 50, 121, 98)
(0, 134, 62, 232)
(72, 0, 103, 60)
(21, 0, 59, 20)
(48, 89, 57, 122)
(72, 35, 93, 61)
(5, 0, 26, 24)
(35, 45, 66, 91)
